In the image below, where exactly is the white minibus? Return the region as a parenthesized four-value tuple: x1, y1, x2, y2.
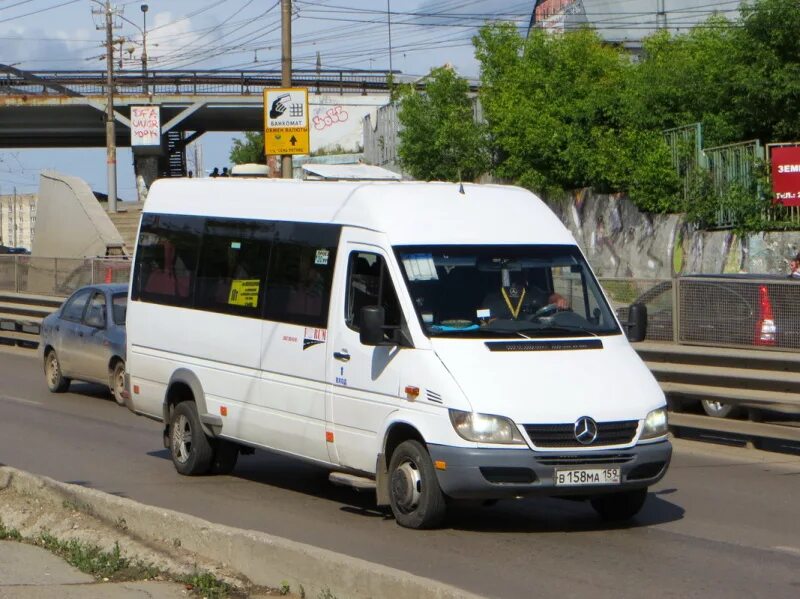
(125, 178, 671, 529)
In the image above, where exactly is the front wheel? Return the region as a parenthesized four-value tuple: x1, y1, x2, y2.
(387, 440, 447, 529)
(590, 488, 648, 521)
(110, 361, 126, 406)
(45, 350, 70, 393)
(169, 402, 214, 475)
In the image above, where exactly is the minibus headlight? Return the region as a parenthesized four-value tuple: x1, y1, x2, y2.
(640, 407, 668, 439)
(448, 410, 526, 444)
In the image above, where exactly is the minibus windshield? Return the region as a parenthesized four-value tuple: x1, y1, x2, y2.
(395, 245, 621, 339)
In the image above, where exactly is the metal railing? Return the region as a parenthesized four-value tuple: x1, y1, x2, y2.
(0, 68, 399, 97)
(603, 275, 800, 351)
(0, 256, 131, 297)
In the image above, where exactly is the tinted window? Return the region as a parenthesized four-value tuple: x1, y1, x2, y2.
(132, 214, 203, 307)
(346, 252, 402, 332)
(61, 288, 92, 322)
(194, 219, 273, 317)
(112, 293, 127, 325)
(263, 223, 339, 328)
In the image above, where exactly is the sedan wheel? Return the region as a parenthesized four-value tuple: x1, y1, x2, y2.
(111, 362, 126, 406)
(45, 350, 70, 393)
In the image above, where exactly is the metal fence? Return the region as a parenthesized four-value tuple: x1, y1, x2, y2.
(603, 276, 800, 351)
(0, 256, 131, 297)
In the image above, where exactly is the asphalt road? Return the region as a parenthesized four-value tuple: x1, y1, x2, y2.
(1, 349, 799, 598)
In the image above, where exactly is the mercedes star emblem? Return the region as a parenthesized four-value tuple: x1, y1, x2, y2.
(574, 416, 598, 445)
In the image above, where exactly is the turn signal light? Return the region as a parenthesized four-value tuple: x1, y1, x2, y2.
(404, 385, 420, 399)
(220, 406, 228, 416)
(326, 431, 334, 443)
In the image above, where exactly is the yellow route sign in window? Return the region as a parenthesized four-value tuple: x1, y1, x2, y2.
(229, 279, 261, 307)
(264, 88, 310, 155)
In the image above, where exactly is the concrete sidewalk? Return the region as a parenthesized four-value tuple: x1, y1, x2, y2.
(0, 540, 190, 598)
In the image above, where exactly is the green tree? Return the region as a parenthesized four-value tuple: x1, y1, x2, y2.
(474, 24, 680, 208)
(229, 132, 265, 164)
(397, 66, 490, 182)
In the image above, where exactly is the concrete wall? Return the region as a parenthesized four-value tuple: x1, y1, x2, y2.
(31, 171, 124, 259)
(546, 189, 800, 278)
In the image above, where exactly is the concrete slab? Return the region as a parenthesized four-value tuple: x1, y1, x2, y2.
(0, 581, 191, 598)
(0, 540, 93, 585)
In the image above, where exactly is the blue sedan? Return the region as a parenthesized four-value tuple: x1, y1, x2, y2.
(40, 283, 128, 405)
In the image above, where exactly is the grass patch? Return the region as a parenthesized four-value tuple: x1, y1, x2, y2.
(179, 570, 231, 599)
(37, 533, 158, 581)
(0, 519, 22, 541)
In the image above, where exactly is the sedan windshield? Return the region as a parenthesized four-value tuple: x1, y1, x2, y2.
(395, 245, 621, 339)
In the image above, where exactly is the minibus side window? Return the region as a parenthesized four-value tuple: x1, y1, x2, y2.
(262, 223, 339, 328)
(132, 214, 203, 307)
(345, 252, 402, 332)
(194, 219, 273, 318)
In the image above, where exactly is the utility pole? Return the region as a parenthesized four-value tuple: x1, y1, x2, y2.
(656, 0, 667, 30)
(281, 0, 292, 179)
(141, 4, 149, 95)
(387, 0, 393, 87)
(94, 0, 119, 213)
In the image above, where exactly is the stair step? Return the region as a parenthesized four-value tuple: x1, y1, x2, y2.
(329, 472, 376, 491)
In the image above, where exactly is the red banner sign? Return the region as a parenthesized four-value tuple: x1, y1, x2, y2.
(771, 144, 800, 207)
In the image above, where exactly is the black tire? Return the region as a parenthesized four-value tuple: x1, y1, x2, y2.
(45, 350, 70, 393)
(387, 440, 447, 529)
(701, 399, 742, 419)
(110, 361, 126, 406)
(169, 402, 214, 476)
(209, 440, 239, 475)
(590, 488, 648, 521)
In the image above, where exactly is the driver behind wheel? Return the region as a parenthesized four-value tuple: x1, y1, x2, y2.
(480, 267, 568, 321)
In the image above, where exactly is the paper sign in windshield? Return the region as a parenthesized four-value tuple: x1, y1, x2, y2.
(228, 279, 260, 307)
(402, 254, 438, 281)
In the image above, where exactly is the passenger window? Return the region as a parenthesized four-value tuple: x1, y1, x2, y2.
(84, 292, 107, 328)
(61, 289, 92, 322)
(133, 214, 203, 307)
(112, 293, 127, 325)
(346, 252, 402, 332)
(263, 223, 339, 328)
(194, 219, 273, 317)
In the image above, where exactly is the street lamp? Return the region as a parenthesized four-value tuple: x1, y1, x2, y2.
(141, 4, 148, 94)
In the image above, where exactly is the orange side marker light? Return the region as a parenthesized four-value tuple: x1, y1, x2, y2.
(220, 406, 228, 417)
(434, 460, 447, 470)
(326, 431, 334, 443)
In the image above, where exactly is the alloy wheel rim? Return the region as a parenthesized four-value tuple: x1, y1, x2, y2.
(172, 414, 192, 463)
(47, 355, 59, 386)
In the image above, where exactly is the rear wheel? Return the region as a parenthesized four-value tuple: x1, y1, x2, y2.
(110, 361, 126, 406)
(590, 488, 648, 521)
(387, 440, 447, 529)
(45, 350, 70, 393)
(169, 402, 213, 475)
(701, 399, 742, 419)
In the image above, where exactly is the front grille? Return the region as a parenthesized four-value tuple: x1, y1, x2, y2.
(524, 420, 638, 448)
(536, 453, 635, 466)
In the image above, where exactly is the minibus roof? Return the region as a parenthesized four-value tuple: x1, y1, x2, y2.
(143, 178, 575, 246)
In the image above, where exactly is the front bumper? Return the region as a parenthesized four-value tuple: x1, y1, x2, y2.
(428, 440, 672, 500)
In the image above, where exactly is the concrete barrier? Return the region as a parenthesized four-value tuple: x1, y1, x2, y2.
(0, 466, 482, 599)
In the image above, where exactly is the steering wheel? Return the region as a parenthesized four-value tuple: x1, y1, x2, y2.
(531, 303, 559, 319)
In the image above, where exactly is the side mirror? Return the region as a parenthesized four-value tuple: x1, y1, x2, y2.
(626, 303, 648, 342)
(360, 306, 387, 346)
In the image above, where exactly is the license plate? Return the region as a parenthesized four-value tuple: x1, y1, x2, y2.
(554, 467, 621, 486)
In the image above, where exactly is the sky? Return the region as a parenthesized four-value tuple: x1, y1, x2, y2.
(0, 0, 532, 199)
(0, 0, 741, 200)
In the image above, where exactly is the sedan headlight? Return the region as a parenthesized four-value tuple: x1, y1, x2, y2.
(449, 409, 526, 444)
(640, 407, 668, 439)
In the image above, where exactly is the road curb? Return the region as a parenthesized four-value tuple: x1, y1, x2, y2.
(0, 466, 483, 599)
